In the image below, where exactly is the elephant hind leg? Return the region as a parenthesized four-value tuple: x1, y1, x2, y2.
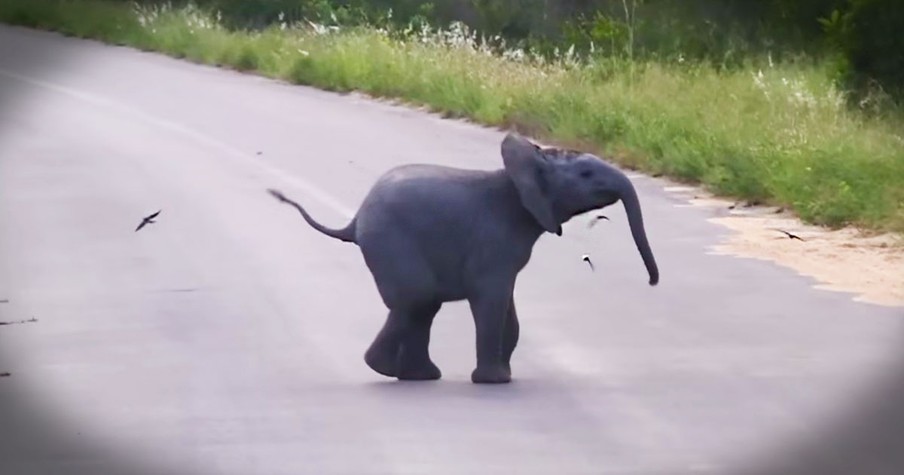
(358, 230, 441, 379)
(364, 302, 443, 380)
(397, 301, 442, 381)
(364, 308, 407, 378)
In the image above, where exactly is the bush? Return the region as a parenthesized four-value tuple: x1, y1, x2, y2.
(825, 0, 904, 104)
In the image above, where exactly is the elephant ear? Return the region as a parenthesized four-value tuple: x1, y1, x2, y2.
(500, 133, 561, 235)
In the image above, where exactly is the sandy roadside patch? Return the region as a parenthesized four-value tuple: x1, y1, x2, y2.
(665, 186, 903, 308)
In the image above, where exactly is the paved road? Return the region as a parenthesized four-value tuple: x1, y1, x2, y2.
(0, 25, 901, 475)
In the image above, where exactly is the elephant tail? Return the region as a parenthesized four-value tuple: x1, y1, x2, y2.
(267, 189, 357, 244)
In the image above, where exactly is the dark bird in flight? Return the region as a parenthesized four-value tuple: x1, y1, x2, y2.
(587, 215, 609, 228)
(0, 372, 10, 378)
(774, 229, 804, 241)
(0, 317, 37, 326)
(135, 210, 161, 232)
(581, 254, 595, 272)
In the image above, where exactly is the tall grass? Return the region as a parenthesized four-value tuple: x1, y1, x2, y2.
(1, 0, 902, 232)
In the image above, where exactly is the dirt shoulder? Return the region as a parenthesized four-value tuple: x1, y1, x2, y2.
(678, 189, 903, 308)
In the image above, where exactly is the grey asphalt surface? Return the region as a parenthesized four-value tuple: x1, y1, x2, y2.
(0, 25, 902, 475)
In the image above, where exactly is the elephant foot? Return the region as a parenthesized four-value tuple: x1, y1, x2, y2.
(364, 346, 398, 378)
(471, 363, 512, 384)
(397, 360, 442, 381)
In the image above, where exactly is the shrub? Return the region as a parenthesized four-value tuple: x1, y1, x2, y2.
(823, 0, 904, 104)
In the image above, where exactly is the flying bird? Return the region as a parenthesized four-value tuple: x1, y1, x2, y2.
(581, 254, 595, 272)
(0, 317, 37, 326)
(135, 210, 161, 232)
(774, 229, 804, 241)
(587, 215, 609, 228)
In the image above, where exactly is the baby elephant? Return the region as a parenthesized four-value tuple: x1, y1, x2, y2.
(269, 132, 658, 384)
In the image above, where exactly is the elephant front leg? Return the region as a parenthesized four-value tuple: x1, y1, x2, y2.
(468, 288, 514, 384)
(502, 297, 520, 373)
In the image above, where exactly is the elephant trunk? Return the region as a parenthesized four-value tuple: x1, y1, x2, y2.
(615, 174, 659, 286)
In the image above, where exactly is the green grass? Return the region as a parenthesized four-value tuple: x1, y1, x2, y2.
(2, 0, 902, 233)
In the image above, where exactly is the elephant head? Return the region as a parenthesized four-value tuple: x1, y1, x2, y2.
(501, 133, 659, 286)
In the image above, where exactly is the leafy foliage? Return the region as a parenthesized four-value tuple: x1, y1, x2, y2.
(821, 0, 904, 105)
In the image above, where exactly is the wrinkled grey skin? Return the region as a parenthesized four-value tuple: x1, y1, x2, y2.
(268, 133, 658, 384)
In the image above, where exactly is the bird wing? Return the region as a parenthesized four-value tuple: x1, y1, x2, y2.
(146, 210, 161, 220)
(587, 216, 609, 228)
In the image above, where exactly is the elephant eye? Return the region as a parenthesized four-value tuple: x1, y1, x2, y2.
(579, 170, 593, 179)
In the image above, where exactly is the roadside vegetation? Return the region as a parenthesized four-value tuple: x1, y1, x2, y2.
(1, 0, 902, 233)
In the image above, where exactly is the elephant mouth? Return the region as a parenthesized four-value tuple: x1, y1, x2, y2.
(566, 193, 618, 219)
(592, 190, 620, 209)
